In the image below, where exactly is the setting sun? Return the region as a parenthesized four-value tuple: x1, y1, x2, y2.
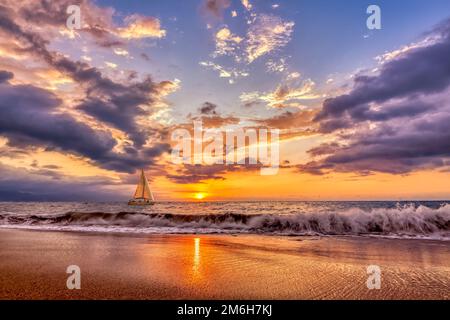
(194, 193, 207, 200)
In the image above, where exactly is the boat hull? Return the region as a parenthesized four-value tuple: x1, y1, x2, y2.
(127, 199, 154, 206)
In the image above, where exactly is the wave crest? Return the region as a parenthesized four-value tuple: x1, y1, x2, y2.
(0, 204, 449, 238)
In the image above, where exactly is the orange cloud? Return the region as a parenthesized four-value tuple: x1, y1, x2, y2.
(118, 15, 166, 39)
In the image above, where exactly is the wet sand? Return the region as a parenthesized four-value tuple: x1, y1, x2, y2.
(0, 229, 448, 299)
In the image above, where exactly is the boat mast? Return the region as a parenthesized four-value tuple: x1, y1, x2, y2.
(140, 169, 145, 198)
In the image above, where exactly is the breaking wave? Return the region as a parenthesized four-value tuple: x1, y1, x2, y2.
(0, 204, 449, 239)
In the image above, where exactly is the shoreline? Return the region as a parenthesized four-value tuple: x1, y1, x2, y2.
(0, 228, 448, 300)
(0, 225, 448, 242)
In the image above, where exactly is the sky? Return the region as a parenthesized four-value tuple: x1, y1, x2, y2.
(0, 0, 449, 201)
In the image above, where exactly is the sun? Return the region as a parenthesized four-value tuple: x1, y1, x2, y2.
(194, 192, 207, 200)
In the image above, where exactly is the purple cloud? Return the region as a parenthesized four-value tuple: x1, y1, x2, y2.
(301, 18, 450, 175)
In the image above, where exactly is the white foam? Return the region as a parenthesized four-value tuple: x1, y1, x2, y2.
(0, 203, 448, 240)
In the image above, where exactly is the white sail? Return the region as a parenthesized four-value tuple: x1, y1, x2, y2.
(133, 169, 154, 200)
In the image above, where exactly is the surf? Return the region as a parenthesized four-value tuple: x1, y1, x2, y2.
(0, 203, 448, 239)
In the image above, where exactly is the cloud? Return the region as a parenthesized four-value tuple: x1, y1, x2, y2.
(9, 0, 120, 48)
(262, 79, 319, 107)
(349, 99, 434, 122)
(315, 18, 450, 126)
(167, 161, 263, 184)
(140, 53, 150, 61)
(242, 100, 261, 108)
(187, 114, 240, 128)
(117, 14, 166, 39)
(199, 102, 218, 115)
(214, 27, 243, 56)
(199, 61, 249, 82)
(3, 0, 166, 49)
(182, 103, 241, 129)
(253, 110, 317, 129)
(167, 164, 228, 184)
(287, 72, 301, 80)
(0, 7, 178, 148)
(299, 112, 450, 175)
(77, 77, 178, 148)
(0, 162, 125, 201)
(301, 18, 450, 175)
(0, 2, 177, 174)
(0, 70, 13, 83)
(241, 79, 320, 108)
(113, 48, 129, 56)
(200, 115, 241, 128)
(104, 61, 117, 68)
(250, 109, 318, 141)
(202, 7, 295, 82)
(15, 0, 112, 28)
(0, 72, 173, 174)
(266, 58, 287, 73)
(374, 35, 440, 65)
(201, 0, 231, 20)
(241, 0, 252, 11)
(0, 74, 113, 166)
(245, 14, 294, 63)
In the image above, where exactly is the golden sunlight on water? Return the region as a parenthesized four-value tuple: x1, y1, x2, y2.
(193, 237, 201, 276)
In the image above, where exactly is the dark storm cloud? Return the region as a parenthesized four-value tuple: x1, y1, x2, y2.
(316, 98, 434, 134)
(0, 7, 173, 173)
(0, 163, 124, 201)
(300, 18, 450, 176)
(0, 76, 111, 162)
(348, 100, 433, 122)
(299, 112, 450, 175)
(315, 18, 450, 127)
(0, 70, 13, 83)
(77, 78, 155, 147)
(142, 143, 171, 158)
(0, 72, 167, 174)
(0, 6, 169, 148)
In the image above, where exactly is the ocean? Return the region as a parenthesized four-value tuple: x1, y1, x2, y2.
(0, 201, 449, 240)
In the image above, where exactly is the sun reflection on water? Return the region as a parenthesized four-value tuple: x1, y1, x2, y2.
(193, 237, 201, 275)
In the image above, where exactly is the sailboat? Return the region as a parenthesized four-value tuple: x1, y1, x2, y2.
(128, 169, 155, 205)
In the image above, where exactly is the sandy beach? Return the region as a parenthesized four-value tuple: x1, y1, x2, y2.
(0, 228, 448, 300)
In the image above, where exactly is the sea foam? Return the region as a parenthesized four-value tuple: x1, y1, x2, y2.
(0, 203, 448, 239)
